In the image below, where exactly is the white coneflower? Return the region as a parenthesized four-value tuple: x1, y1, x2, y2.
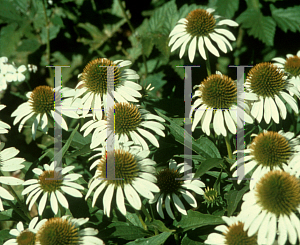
(11, 85, 79, 140)
(190, 72, 253, 136)
(231, 130, 300, 189)
(238, 166, 300, 245)
(86, 141, 160, 217)
(169, 8, 238, 62)
(273, 50, 300, 95)
(22, 162, 84, 216)
(0, 142, 25, 211)
(81, 102, 165, 150)
(204, 216, 262, 245)
(35, 216, 104, 245)
(245, 62, 299, 124)
(0, 105, 11, 134)
(73, 58, 141, 120)
(3, 217, 47, 245)
(149, 159, 205, 219)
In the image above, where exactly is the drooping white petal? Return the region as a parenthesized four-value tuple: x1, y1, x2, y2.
(188, 36, 197, 63)
(204, 36, 220, 57)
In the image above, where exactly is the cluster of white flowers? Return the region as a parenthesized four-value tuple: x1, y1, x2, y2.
(0, 57, 27, 91)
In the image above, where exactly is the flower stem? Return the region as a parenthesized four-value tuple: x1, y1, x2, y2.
(6, 200, 31, 223)
(117, 0, 148, 78)
(205, 47, 212, 76)
(135, 210, 148, 231)
(225, 134, 233, 160)
(141, 203, 152, 222)
(0, 172, 31, 219)
(42, 0, 54, 86)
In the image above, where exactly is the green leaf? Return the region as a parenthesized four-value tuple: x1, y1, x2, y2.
(212, 0, 239, 19)
(194, 158, 223, 178)
(141, 36, 153, 58)
(237, 9, 276, 46)
(173, 210, 224, 232)
(40, 24, 61, 44)
(270, 5, 300, 33)
(148, 0, 178, 35)
(169, 59, 185, 80)
(0, 0, 23, 22)
(0, 23, 23, 57)
(0, 209, 13, 221)
(147, 219, 175, 233)
(225, 185, 249, 216)
(50, 124, 79, 162)
(144, 71, 167, 96)
(16, 39, 41, 53)
(155, 110, 220, 159)
(126, 232, 172, 245)
(0, 229, 12, 244)
(107, 222, 151, 240)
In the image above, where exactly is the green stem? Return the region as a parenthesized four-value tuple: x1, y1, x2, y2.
(224, 134, 233, 160)
(174, 233, 180, 245)
(0, 172, 31, 219)
(117, 0, 148, 78)
(42, 0, 54, 86)
(6, 200, 31, 222)
(141, 203, 152, 222)
(135, 210, 147, 231)
(205, 47, 211, 76)
(272, 121, 276, 132)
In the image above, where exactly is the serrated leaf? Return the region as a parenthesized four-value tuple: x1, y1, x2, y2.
(0, 0, 23, 22)
(155, 110, 220, 159)
(178, 4, 202, 19)
(148, 0, 178, 35)
(40, 24, 61, 44)
(152, 33, 170, 59)
(107, 222, 151, 240)
(173, 210, 224, 232)
(141, 37, 153, 58)
(144, 71, 167, 95)
(194, 158, 223, 178)
(0, 209, 13, 221)
(225, 185, 249, 216)
(16, 39, 41, 53)
(0, 23, 23, 57)
(147, 219, 175, 233)
(270, 5, 300, 33)
(237, 9, 276, 46)
(126, 232, 172, 245)
(169, 59, 185, 79)
(214, 0, 239, 19)
(0, 229, 12, 244)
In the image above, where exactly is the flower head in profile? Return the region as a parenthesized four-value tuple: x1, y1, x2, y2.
(0, 142, 25, 211)
(0, 105, 11, 134)
(190, 72, 253, 136)
(73, 58, 141, 120)
(35, 216, 104, 245)
(245, 62, 299, 124)
(81, 102, 165, 150)
(169, 8, 238, 62)
(11, 86, 79, 140)
(149, 159, 205, 219)
(231, 130, 300, 189)
(273, 50, 300, 96)
(86, 141, 160, 217)
(22, 162, 84, 216)
(238, 166, 300, 245)
(204, 216, 261, 245)
(4, 217, 47, 245)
